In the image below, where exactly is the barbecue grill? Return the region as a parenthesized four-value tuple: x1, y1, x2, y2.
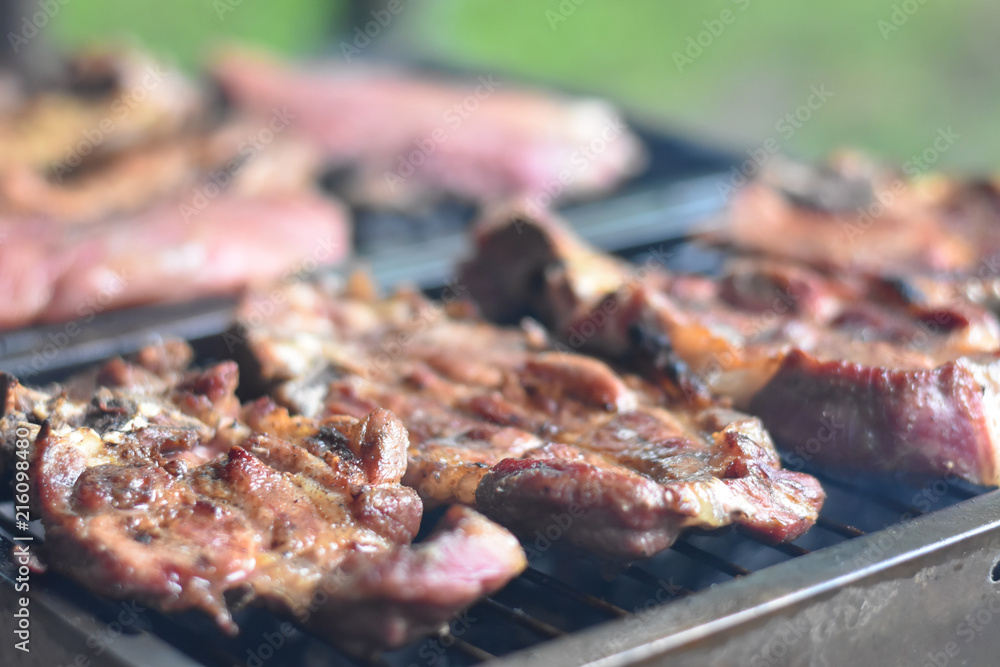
(3, 131, 1000, 667)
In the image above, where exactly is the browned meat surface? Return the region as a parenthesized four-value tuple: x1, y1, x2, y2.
(235, 278, 823, 560)
(0, 49, 202, 174)
(0, 48, 346, 330)
(0, 339, 214, 472)
(0, 119, 320, 226)
(461, 206, 1000, 485)
(705, 154, 1000, 309)
(2, 342, 525, 652)
(0, 141, 198, 224)
(0, 190, 348, 329)
(212, 51, 646, 207)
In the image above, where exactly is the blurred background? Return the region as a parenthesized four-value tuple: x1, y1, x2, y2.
(3, 0, 997, 339)
(45, 0, 999, 172)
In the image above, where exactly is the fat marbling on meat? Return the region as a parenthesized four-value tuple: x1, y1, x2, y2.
(460, 204, 1000, 486)
(234, 277, 823, 560)
(1, 342, 525, 653)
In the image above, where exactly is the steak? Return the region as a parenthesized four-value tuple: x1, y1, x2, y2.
(0, 190, 348, 330)
(460, 205, 1000, 485)
(2, 343, 526, 653)
(211, 51, 646, 208)
(706, 154, 1000, 310)
(0, 47, 347, 331)
(234, 278, 823, 560)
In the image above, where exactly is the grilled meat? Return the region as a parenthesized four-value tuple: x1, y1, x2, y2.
(461, 206, 1000, 485)
(0, 48, 202, 174)
(2, 343, 525, 652)
(0, 118, 321, 226)
(211, 51, 645, 208)
(1, 339, 214, 471)
(235, 278, 823, 560)
(706, 154, 1000, 309)
(0, 47, 345, 330)
(0, 190, 348, 330)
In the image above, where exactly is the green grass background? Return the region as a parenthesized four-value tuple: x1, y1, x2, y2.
(49, 0, 1000, 171)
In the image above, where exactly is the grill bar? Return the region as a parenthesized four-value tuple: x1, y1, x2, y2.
(623, 564, 692, 597)
(815, 515, 866, 538)
(746, 534, 811, 558)
(479, 597, 567, 638)
(520, 567, 628, 618)
(811, 473, 924, 517)
(670, 541, 751, 578)
(449, 636, 496, 662)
